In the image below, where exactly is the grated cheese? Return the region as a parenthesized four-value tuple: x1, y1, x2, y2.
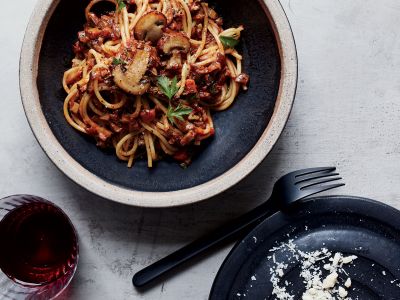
(344, 278, 351, 288)
(268, 240, 357, 300)
(338, 287, 348, 298)
(322, 272, 338, 289)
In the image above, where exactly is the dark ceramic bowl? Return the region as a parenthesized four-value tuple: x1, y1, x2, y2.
(20, 0, 297, 207)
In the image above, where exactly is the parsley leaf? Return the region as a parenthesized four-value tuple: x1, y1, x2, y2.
(219, 36, 239, 49)
(167, 103, 193, 125)
(158, 76, 191, 124)
(117, 0, 126, 12)
(112, 58, 127, 66)
(157, 76, 179, 100)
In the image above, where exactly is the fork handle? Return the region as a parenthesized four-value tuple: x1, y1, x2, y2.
(132, 199, 278, 287)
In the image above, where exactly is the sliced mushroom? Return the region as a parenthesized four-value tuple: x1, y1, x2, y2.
(113, 49, 150, 95)
(166, 51, 182, 70)
(158, 32, 190, 54)
(135, 11, 167, 43)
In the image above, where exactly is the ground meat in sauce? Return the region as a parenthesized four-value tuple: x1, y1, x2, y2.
(64, 0, 249, 166)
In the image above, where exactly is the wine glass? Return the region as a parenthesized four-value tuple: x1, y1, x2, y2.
(0, 195, 79, 299)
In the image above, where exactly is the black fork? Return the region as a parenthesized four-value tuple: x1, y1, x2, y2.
(133, 167, 344, 287)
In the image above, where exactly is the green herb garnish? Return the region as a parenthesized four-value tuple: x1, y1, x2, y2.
(117, 0, 126, 12)
(112, 58, 126, 66)
(219, 36, 239, 49)
(167, 103, 193, 125)
(157, 76, 179, 100)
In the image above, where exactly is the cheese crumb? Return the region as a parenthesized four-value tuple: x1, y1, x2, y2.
(344, 278, 351, 288)
(323, 264, 331, 270)
(338, 287, 348, 298)
(322, 272, 338, 289)
(277, 269, 284, 277)
(331, 253, 341, 266)
(341, 255, 357, 264)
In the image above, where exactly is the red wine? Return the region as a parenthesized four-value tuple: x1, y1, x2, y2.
(0, 201, 78, 285)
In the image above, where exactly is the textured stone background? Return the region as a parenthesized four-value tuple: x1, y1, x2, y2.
(2, 0, 400, 299)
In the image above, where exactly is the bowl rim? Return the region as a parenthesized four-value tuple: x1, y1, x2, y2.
(19, 0, 297, 208)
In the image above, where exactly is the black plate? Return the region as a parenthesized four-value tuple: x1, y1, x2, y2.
(210, 196, 400, 299)
(37, 0, 280, 192)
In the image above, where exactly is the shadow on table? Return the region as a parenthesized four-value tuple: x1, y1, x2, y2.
(54, 152, 284, 294)
(69, 154, 283, 239)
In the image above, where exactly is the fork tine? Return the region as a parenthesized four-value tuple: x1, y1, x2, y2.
(293, 167, 336, 178)
(300, 177, 342, 190)
(300, 183, 346, 199)
(296, 173, 339, 185)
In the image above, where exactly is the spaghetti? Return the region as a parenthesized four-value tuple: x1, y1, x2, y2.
(63, 0, 249, 168)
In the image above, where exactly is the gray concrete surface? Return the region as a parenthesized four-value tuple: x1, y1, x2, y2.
(1, 0, 400, 299)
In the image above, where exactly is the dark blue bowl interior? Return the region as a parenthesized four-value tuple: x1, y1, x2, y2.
(37, 0, 281, 192)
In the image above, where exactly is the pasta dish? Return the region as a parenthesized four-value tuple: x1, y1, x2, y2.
(63, 0, 249, 168)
